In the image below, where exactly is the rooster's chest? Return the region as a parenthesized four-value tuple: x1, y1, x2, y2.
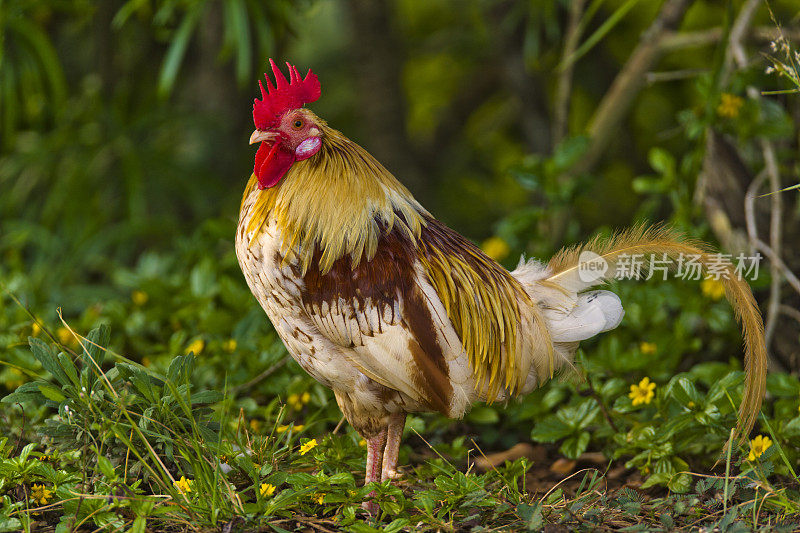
(235, 213, 355, 388)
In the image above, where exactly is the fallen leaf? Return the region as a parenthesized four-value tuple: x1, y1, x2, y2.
(473, 442, 537, 472)
(550, 458, 577, 475)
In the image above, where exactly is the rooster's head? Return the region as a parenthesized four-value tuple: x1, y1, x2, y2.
(250, 59, 322, 189)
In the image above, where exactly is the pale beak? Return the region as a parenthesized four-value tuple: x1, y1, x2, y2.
(249, 130, 279, 145)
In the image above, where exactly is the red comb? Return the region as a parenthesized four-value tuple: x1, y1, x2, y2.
(253, 59, 321, 129)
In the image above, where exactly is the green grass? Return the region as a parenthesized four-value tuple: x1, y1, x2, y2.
(1, 220, 798, 532)
(1, 311, 799, 531)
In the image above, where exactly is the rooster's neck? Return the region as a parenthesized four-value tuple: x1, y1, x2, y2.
(240, 126, 428, 275)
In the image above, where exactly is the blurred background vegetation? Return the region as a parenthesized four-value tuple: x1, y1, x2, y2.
(2, 0, 800, 486)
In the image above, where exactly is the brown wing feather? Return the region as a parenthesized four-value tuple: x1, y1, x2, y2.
(301, 225, 453, 415)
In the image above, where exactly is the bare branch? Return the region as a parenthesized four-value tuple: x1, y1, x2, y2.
(553, 0, 586, 146)
(659, 26, 800, 52)
(745, 174, 800, 297)
(729, 0, 785, 351)
(568, 0, 691, 177)
(779, 305, 800, 327)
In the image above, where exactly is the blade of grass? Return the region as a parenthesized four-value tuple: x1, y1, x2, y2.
(755, 183, 800, 197)
(559, 0, 641, 71)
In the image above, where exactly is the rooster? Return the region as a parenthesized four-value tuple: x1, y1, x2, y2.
(236, 60, 767, 504)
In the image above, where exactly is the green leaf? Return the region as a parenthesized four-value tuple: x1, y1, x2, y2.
(552, 136, 589, 170)
(2, 381, 45, 404)
(38, 383, 66, 402)
(83, 324, 110, 369)
(559, 431, 591, 459)
(384, 518, 411, 533)
(640, 472, 671, 489)
(766, 373, 800, 397)
(19, 442, 37, 462)
(158, 8, 204, 97)
(560, 0, 641, 70)
(97, 455, 117, 481)
(530, 416, 573, 443)
(228, 0, 252, 85)
(58, 352, 80, 387)
(783, 417, 800, 438)
(29, 337, 69, 386)
(659, 412, 695, 439)
(8, 18, 68, 105)
(667, 472, 692, 493)
(648, 147, 675, 177)
(328, 472, 355, 485)
(466, 406, 499, 424)
(189, 390, 223, 405)
(706, 372, 743, 404)
(0, 518, 23, 533)
(667, 376, 702, 406)
(129, 516, 146, 533)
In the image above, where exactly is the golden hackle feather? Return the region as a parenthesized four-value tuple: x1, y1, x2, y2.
(546, 224, 767, 443)
(242, 111, 541, 401)
(243, 114, 426, 275)
(417, 239, 546, 402)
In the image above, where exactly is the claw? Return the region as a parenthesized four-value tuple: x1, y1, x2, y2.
(383, 468, 401, 480)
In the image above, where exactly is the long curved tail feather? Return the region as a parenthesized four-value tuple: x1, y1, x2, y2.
(543, 224, 767, 443)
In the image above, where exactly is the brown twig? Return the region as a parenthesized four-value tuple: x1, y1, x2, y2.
(331, 415, 346, 435)
(553, 0, 586, 146)
(744, 174, 800, 297)
(729, 0, 786, 352)
(645, 68, 708, 84)
(582, 380, 620, 433)
(568, 0, 691, 178)
(779, 305, 800, 327)
(659, 26, 800, 52)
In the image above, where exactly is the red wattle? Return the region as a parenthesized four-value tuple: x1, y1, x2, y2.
(254, 141, 295, 189)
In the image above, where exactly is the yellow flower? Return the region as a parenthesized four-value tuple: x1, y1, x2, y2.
(481, 236, 510, 262)
(299, 438, 317, 455)
(56, 327, 73, 346)
(358, 439, 366, 447)
(132, 290, 149, 306)
(186, 338, 205, 355)
(629, 377, 656, 406)
(223, 339, 237, 352)
(717, 93, 744, 118)
(31, 322, 42, 337)
(287, 392, 311, 410)
(747, 435, 772, 461)
(249, 419, 262, 432)
(639, 342, 657, 355)
(30, 484, 52, 505)
(260, 483, 276, 497)
(173, 476, 193, 494)
(313, 493, 325, 504)
(700, 277, 726, 301)
(6, 368, 24, 389)
(277, 424, 303, 433)
(141, 356, 151, 367)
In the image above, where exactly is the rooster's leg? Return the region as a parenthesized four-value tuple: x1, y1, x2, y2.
(381, 413, 406, 482)
(362, 428, 387, 514)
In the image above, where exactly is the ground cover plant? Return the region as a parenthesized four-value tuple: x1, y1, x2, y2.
(2, 0, 800, 531)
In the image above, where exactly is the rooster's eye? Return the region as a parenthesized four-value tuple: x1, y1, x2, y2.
(293, 119, 303, 129)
